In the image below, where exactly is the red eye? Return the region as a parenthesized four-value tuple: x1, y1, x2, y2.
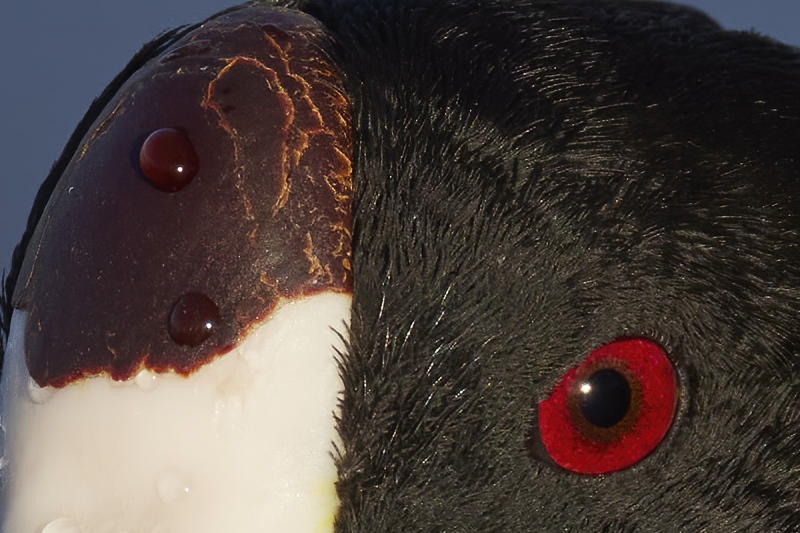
(537, 338, 677, 474)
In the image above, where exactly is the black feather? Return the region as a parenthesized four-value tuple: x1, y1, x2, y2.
(301, 0, 800, 529)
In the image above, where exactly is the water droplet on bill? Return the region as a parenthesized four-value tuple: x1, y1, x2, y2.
(27, 378, 55, 404)
(134, 369, 159, 390)
(139, 128, 199, 192)
(168, 292, 221, 347)
(41, 518, 82, 533)
(157, 471, 191, 504)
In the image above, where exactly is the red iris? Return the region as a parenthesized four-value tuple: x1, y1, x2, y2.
(537, 338, 677, 474)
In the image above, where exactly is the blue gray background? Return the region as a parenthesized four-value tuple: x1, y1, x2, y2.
(1, 1, 798, 276)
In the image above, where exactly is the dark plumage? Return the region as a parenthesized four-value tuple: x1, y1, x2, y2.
(3, 0, 800, 530)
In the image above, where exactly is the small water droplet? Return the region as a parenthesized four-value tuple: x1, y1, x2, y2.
(28, 378, 55, 404)
(134, 369, 158, 390)
(168, 292, 221, 346)
(157, 471, 191, 504)
(41, 517, 81, 533)
(212, 395, 244, 431)
(139, 128, 199, 192)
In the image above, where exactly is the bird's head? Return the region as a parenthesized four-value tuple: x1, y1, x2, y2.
(2, 1, 800, 531)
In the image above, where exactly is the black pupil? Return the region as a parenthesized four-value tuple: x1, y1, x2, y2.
(578, 369, 631, 428)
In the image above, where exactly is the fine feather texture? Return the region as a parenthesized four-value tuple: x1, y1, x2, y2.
(3, 0, 800, 531)
(299, 0, 800, 530)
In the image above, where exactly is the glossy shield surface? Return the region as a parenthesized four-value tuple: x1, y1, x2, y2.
(12, 7, 353, 388)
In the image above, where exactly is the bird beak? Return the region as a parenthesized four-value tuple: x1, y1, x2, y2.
(0, 6, 352, 532)
(1, 296, 348, 533)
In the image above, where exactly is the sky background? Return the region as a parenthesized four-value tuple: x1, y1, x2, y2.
(1, 1, 798, 279)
